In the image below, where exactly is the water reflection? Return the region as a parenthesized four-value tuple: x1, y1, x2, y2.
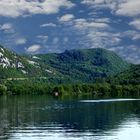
(0, 95, 140, 140)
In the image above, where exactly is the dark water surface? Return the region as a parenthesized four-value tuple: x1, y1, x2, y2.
(0, 95, 140, 140)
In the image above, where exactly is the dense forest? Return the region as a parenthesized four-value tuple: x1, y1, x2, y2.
(0, 79, 139, 99)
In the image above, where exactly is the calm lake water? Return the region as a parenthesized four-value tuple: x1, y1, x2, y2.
(0, 95, 140, 140)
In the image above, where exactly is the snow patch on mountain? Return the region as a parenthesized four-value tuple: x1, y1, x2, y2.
(28, 60, 37, 65)
(32, 56, 40, 60)
(17, 62, 25, 68)
(0, 57, 11, 68)
(21, 70, 27, 74)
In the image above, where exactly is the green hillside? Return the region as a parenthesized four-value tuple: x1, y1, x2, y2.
(0, 45, 42, 79)
(32, 48, 130, 83)
(108, 64, 140, 85)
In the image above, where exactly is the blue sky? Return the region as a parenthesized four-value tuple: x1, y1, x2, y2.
(0, 0, 140, 64)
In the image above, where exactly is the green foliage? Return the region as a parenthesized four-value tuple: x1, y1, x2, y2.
(108, 64, 140, 85)
(34, 48, 130, 83)
(2, 80, 140, 98)
(0, 84, 7, 95)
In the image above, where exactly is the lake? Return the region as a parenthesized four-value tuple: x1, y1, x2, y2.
(0, 95, 140, 140)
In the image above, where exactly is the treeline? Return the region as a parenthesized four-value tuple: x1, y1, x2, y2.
(0, 81, 140, 99)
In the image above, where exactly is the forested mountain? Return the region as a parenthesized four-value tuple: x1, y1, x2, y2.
(32, 48, 130, 83)
(0, 45, 131, 83)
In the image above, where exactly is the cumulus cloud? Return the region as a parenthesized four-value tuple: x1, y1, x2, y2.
(81, 0, 104, 6)
(59, 16, 110, 29)
(40, 23, 56, 27)
(73, 18, 109, 29)
(116, 0, 140, 17)
(84, 31, 121, 49)
(59, 14, 75, 22)
(61, 16, 120, 50)
(82, 0, 105, 4)
(122, 30, 140, 40)
(0, 23, 14, 33)
(82, 0, 140, 17)
(0, 0, 75, 18)
(58, 12, 121, 51)
(81, 0, 120, 11)
(26, 44, 42, 53)
(129, 19, 140, 30)
(15, 38, 27, 45)
(0, 23, 12, 30)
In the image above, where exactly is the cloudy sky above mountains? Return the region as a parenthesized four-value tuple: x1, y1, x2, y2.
(0, 0, 140, 63)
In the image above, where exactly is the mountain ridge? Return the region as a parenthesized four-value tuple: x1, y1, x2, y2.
(31, 48, 130, 83)
(0, 45, 131, 83)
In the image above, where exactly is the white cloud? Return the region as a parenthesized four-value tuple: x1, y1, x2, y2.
(37, 35, 48, 40)
(59, 14, 75, 22)
(15, 38, 27, 45)
(0, 23, 14, 33)
(37, 35, 48, 44)
(82, 0, 140, 17)
(132, 34, 140, 40)
(58, 14, 120, 51)
(63, 16, 120, 49)
(0, 0, 75, 18)
(116, 0, 140, 17)
(82, 0, 104, 5)
(73, 18, 109, 29)
(86, 31, 121, 48)
(129, 19, 140, 30)
(0, 23, 12, 30)
(26, 44, 41, 53)
(122, 30, 140, 40)
(93, 18, 111, 23)
(40, 23, 56, 27)
(81, 0, 120, 10)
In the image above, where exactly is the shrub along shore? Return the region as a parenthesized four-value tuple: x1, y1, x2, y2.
(0, 80, 140, 99)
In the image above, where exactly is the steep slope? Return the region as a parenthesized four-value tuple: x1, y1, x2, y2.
(0, 45, 43, 78)
(32, 48, 130, 83)
(108, 64, 140, 85)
